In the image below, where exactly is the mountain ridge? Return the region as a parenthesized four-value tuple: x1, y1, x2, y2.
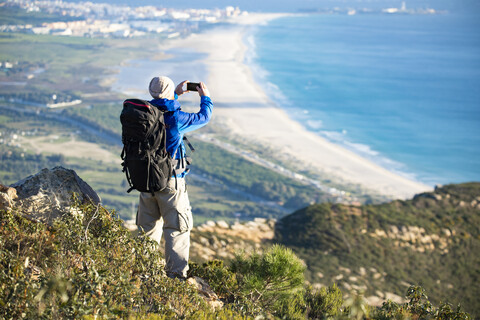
(274, 182, 480, 316)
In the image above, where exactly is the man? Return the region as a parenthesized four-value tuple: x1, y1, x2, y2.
(136, 76, 212, 280)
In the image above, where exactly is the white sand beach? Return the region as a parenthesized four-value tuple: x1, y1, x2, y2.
(156, 13, 432, 199)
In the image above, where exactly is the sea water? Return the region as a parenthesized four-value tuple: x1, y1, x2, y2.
(248, 13, 480, 185)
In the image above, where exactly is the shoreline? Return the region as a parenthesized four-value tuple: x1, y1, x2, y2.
(133, 13, 432, 199)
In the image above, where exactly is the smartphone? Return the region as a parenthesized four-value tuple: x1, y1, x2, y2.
(187, 82, 200, 91)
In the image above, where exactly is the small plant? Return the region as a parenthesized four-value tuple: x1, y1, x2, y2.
(188, 259, 238, 300)
(304, 283, 344, 319)
(230, 244, 306, 316)
(406, 285, 433, 318)
(342, 292, 370, 320)
(371, 286, 472, 320)
(435, 302, 472, 320)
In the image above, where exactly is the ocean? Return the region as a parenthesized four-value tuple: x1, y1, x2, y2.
(247, 13, 480, 185)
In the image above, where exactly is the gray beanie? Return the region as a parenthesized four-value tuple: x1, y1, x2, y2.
(149, 76, 175, 99)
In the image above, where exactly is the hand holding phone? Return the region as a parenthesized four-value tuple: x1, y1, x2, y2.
(197, 82, 210, 97)
(187, 82, 200, 91)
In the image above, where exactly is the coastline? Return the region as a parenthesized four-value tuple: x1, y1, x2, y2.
(143, 13, 432, 199)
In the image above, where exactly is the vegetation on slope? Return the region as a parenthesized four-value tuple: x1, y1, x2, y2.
(0, 198, 472, 319)
(275, 182, 480, 317)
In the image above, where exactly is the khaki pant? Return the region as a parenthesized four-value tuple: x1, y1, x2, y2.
(136, 178, 192, 278)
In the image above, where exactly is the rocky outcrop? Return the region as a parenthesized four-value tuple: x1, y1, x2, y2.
(190, 218, 275, 262)
(196, 218, 275, 242)
(187, 276, 224, 310)
(0, 184, 18, 211)
(7, 166, 101, 225)
(366, 225, 453, 254)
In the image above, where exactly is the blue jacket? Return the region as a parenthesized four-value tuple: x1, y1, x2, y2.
(149, 94, 213, 177)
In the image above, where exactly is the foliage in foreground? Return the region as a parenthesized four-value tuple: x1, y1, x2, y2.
(191, 257, 472, 320)
(0, 201, 220, 319)
(0, 199, 473, 319)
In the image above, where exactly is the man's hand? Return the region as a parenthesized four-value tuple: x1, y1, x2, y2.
(197, 82, 210, 97)
(175, 80, 189, 96)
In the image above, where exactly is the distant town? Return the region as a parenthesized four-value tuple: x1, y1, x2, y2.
(1, 0, 246, 38)
(1, 0, 443, 39)
(316, 1, 441, 16)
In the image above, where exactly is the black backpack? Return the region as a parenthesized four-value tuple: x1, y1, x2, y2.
(120, 99, 173, 193)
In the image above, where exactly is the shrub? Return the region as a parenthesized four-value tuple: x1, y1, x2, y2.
(0, 201, 225, 319)
(371, 286, 472, 320)
(188, 259, 238, 300)
(230, 244, 306, 316)
(304, 283, 344, 319)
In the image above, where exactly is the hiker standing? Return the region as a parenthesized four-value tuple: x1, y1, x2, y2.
(136, 76, 212, 279)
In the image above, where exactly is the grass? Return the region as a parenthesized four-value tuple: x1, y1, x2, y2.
(0, 31, 159, 99)
(0, 7, 77, 26)
(0, 33, 104, 63)
(0, 115, 10, 124)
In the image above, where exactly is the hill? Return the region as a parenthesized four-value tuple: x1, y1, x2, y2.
(274, 183, 480, 316)
(1, 168, 475, 319)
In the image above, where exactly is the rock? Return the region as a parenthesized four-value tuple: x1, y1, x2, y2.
(375, 290, 385, 298)
(373, 273, 382, 280)
(0, 183, 18, 211)
(215, 220, 229, 229)
(358, 267, 367, 276)
(442, 228, 452, 237)
(390, 225, 399, 234)
(384, 292, 405, 304)
(365, 296, 384, 307)
(204, 220, 216, 227)
(123, 219, 137, 232)
(187, 276, 223, 310)
(253, 217, 267, 224)
(374, 229, 387, 237)
(10, 166, 101, 225)
(334, 274, 344, 281)
(339, 266, 351, 274)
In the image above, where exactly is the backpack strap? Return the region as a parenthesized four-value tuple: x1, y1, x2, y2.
(183, 136, 195, 152)
(121, 145, 135, 193)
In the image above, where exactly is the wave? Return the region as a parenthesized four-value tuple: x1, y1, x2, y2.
(319, 130, 421, 182)
(243, 25, 425, 184)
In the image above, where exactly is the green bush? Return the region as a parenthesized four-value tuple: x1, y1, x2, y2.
(188, 259, 239, 300)
(304, 283, 344, 319)
(230, 244, 306, 316)
(371, 286, 472, 320)
(0, 201, 218, 318)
